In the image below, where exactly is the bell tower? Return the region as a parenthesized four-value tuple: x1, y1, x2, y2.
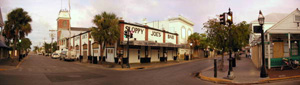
(57, 9, 71, 47)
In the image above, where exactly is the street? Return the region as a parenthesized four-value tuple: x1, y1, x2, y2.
(1, 54, 299, 85)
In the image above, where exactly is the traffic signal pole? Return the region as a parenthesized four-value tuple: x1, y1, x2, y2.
(126, 28, 131, 68)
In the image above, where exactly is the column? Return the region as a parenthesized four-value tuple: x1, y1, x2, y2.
(288, 33, 291, 57)
(267, 33, 271, 69)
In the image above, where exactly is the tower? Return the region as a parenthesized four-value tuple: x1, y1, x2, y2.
(57, 9, 71, 49)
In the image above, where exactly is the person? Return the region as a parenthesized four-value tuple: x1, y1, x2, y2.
(164, 52, 167, 62)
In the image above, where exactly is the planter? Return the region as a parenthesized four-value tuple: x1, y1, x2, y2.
(173, 56, 177, 60)
(114, 58, 119, 63)
(140, 57, 151, 63)
(160, 57, 167, 62)
(98, 56, 106, 62)
(93, 56, 98, 64)
(122, 58, 128, 64)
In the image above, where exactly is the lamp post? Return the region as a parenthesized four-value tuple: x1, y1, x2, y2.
(258, 10, 268, 78)
(190, 43, 193, 60)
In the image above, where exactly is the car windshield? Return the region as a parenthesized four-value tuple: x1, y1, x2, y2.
(53, 53, 58, 55)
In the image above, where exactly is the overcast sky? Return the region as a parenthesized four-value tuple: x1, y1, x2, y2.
(1, 0, 300, 47)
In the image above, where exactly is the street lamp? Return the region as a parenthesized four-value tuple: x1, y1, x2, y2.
(190, 43, 193, 60)
(258, 10, 268, 78)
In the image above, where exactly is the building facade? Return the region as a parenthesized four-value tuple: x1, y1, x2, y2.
(57, 11, 194, 63)
(250, 8, 300, 69)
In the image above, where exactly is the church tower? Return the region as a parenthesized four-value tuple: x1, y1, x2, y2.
(57, 9, 71, 48)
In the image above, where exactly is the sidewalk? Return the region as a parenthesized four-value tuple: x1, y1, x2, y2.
(200, 55, 267, 84)
(74, 56, 217, 71)
(199, 54, 300, 84)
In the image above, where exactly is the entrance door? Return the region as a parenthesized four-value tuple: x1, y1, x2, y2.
(106, 48, 115, 62)
(83, 50, 87, 62)
(273, 42, 284, 58)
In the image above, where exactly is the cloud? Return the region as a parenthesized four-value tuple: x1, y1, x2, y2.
(1, 0, 300, 48)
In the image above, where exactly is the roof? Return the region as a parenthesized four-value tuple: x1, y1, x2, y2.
(266, 8, 300, 34)
(251, 13, 288, 23)
(70, 27, 90, 31)
(168, 15, 194, 26)
(57, 10, 70, 20)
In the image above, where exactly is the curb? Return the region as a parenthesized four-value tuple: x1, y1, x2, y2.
(113, 58, 209, 71)
(0, 56, 29, 71)
(197, 72, 233, 84)
(258, 75, 300, 83)
(197, 71, 300, 84)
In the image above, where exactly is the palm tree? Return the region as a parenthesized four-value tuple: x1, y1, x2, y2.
(2, 8, 32, 58)
(90, 12, 119, 63)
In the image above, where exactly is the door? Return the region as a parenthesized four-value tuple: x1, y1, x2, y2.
(106, 48, 115, 62)
(273, 42, 284, 58)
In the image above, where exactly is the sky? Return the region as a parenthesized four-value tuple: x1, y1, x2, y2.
(0, 0, 300, 47)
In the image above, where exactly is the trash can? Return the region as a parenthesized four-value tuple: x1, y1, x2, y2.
(79, 55, 83, 62)
(93, 56, 98, 64)
(88, 56, 92, 63)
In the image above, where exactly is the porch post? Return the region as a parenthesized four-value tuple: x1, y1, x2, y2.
(267, 33, 271, 69)
(288, 33, 291, 57)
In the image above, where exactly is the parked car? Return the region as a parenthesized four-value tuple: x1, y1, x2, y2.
(38, 53, 43, 55)
(60, 51, 76, 61)
(51, 53, 60, 59)
(45, 53, 50, 56)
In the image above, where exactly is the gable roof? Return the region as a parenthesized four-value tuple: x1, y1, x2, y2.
(266, 8, 300, 34)
(251, 13, 288, 23)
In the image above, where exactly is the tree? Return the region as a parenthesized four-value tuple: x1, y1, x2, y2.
(204, 18, 229, 70)
(33, 46, 39, 53)
(44, 42, 51, 53)
(51, 42, 58, 52)
(90, 12, 120, 63)
(188, 33, 210, 58)
(204, 18, 251, 70)
(2, 8, 32, 58)
(19, 38, 32, 53)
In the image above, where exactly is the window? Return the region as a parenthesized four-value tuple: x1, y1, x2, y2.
(188, 29, 191, 36)
(181, 27, 186, 38)
(63, 20, 68, 27)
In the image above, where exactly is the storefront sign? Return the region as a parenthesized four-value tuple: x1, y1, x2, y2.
(151, 31, 161, 37)
(125, 26, 144, 34)
(168, 34, 174, 39)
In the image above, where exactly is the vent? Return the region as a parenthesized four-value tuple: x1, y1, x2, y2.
(295, 15, 300, 22)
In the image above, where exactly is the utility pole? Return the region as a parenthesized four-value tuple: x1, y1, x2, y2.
(49, 30, 56, 54)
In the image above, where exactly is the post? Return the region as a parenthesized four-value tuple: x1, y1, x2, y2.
(127, 29, 130, 68)
(267, 33, 271, 69)
(288, 33, 290, 56)
(260, 24, 268, 78)
(214, 59, 217, 78)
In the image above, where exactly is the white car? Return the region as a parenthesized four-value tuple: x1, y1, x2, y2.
(51, 53, 60, 59)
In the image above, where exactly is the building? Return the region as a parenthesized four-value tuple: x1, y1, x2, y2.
(146, 15, 194, 56)
(250, 8, 300, 69)
(56, 10, 194, 63)
(0, 8, 9, 60)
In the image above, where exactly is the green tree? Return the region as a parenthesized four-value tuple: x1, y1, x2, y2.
(90, 12, 120, 63)
(2, 8, 32, 58)
(204, 18, 229, 70)
(44, 42, 51, 53)
(19, 38, 32, 53)
(204, 18, 251, 70)
(33, 46, 39, 53)
(51, 42, 58, 52)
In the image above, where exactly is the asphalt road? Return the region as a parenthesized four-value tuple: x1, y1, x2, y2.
(0, 54, 299, 85)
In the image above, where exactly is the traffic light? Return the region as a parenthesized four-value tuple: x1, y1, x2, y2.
(227, 11, 233, 25)
(130, 31, 133, 38)
(219, 13, 226, 25)
(124, 31, 128, 38)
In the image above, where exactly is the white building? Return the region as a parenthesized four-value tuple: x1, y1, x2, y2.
(57, 10, 194, 63)
(146, 15, 194, 55)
